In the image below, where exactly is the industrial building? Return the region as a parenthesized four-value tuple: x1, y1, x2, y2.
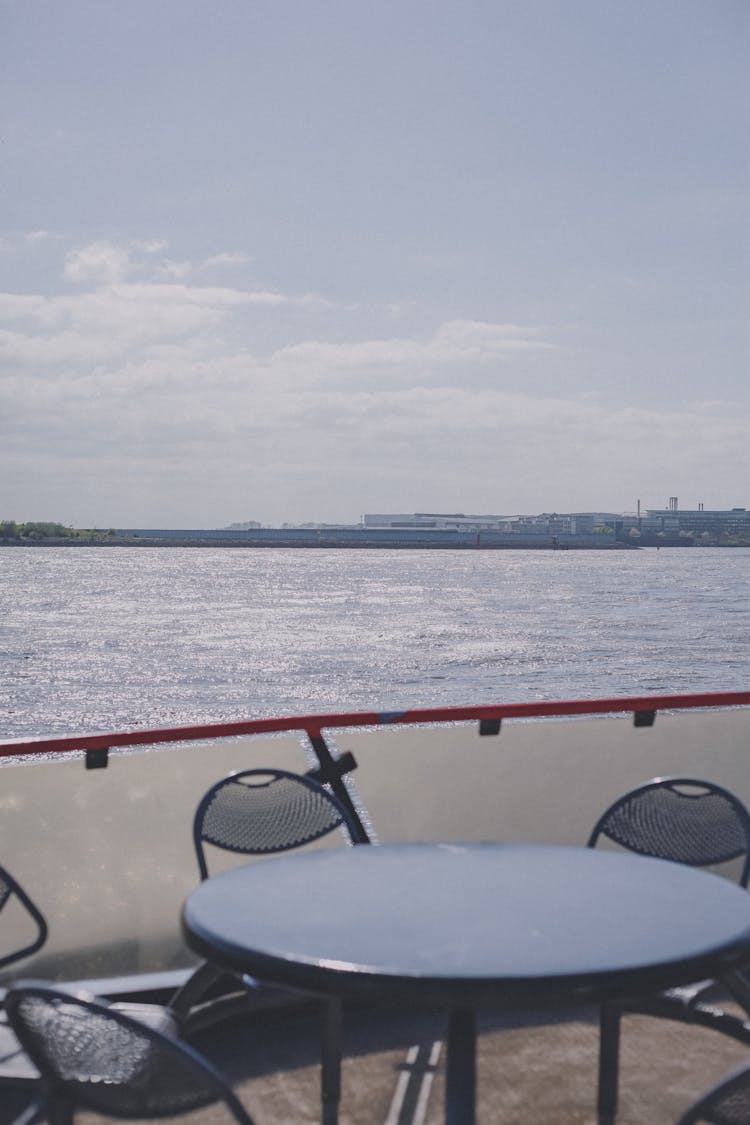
(112, 501, 750, 549)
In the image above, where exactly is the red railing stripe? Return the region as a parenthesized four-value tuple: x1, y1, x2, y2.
(2, 691, 750, 760)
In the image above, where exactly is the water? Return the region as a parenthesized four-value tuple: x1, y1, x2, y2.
(1, 546, 749, 739)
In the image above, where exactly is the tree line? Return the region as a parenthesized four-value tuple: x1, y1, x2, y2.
(0, 521, 115, 540)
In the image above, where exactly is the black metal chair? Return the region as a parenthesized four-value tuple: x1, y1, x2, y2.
(172, 767, 368, 1125)
(0, 864, 48, 973)
(677, 1061, 750, 1124)
(192, 766, 364, 879)
(4, 981, 254, 1125)
(0, 863, 50, 1113)
(587, 777, 750, 1124)
(0, 864, 188, 1121)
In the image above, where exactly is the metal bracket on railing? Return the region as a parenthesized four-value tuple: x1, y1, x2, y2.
(306, 750, 358, 785)
(85, 747, 109, 769)
(306, 734, 371, 844)
(479, 719, 502, 736)
(633, 710, 656, 728)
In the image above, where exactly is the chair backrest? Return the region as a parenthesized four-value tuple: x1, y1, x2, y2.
(193, 768, 364, 880)
(0, 863, 48, 971)
(5, 981, 255, 1124)
(677, 1060, 750, 1124)
(587, 777, 750, 886)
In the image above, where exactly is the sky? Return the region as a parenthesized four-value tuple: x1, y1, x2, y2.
(1, 0, 748, 527)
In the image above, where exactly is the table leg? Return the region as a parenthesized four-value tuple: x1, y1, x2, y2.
(321, 996, 342, 1125)
(445, 1005, 476, 1124)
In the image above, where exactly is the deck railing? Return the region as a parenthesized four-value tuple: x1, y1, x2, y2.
(2, 691, 749, 986)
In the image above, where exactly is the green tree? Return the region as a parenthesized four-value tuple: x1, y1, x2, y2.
(22, 521, 71, 539)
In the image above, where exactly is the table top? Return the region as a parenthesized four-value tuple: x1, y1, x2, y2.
(181, 842, 750, 1006)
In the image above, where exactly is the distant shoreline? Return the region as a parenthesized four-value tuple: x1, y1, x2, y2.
(7, 533, 747, 550)
(1, 535, 638, 550)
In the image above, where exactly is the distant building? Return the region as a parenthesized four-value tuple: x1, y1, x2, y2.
(363, 512, 623, 537)
(644, 506, 750, 536)
(363, 512, 509, 531)
(283, 522, 361, 529)
(124, 502, 750, 547)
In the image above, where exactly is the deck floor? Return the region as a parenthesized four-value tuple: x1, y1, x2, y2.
(3, 998, 749, 1124)
(94, 1000, 750, 1124)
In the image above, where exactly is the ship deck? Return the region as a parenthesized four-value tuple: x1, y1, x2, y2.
(4, 994, 746, 1125)
(197, 997, 750, 1125)
(3, 694, 750, 1123)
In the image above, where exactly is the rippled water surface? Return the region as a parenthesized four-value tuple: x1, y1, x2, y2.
(1, 546, 749, 738)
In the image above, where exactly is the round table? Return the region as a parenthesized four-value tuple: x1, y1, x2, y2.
(182, 841, 750, 1122)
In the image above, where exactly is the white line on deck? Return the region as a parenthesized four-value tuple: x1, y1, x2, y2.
(383, 1040, 443, 1125)
(413, 1040, 442, 1125)
(383, 1044, 419, 1125)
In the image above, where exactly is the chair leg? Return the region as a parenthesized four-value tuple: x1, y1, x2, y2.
(597, 1004, 621, 1125)
(723, 969, 750, 1013)
(48, 1095, 74, 1125)
(168, 960, 226, 1024)
(320, 996, 342, 1125)
(9, 1097, 46, 1125)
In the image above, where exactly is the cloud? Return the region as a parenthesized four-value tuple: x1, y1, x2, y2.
(269, 320, 555, 392)
(64, 241, 134, 285)
(0, 254, 565, 470)
(0, 277, 290, 366)
(156, 260, 193, 280)
(132, 239, 168, 254)
(2, 236, 747, 524)
(61, 240, 258, 289)
(203, 252, 252, 269)
(435, 320, 554, 348)
(62, 239, 245, 286)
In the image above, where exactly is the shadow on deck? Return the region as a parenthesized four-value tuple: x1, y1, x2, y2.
(5, 997, 741, 1125)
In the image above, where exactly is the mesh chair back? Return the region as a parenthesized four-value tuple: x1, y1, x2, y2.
(0, 863, 48, 970)
(587, 777, 750, 885)
(677, 1062, 750, 1124)
(5, 982, 254, 1123)
(194, 768, 362, 880)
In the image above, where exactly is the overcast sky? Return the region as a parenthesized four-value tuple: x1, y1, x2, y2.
(1, 1, 747, 527)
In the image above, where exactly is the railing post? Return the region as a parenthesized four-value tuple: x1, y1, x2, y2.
(307, 732, 371, 844)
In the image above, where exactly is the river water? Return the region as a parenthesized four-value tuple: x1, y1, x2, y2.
(1, 546, 749, 739)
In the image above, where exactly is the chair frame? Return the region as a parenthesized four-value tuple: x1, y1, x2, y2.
(183, 767, 369, 1125)
(0, 865, 49, 1122)
(5, 980, 255, 1125)
(0, 864, 48, 971)
(192, 766, 364, 881)
(676, 1061, 750, 1124)
(587, 776, 750, 1124)
(587, 776, 750, 885)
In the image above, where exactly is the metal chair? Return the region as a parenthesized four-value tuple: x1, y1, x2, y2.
(0, 864, 187, 1122)
(173, 767, 368, 1125)
(677, 1061, 750, 1124)
(0, 863, 48, 972)
(587, 777, 750, 1124)
(0, 863, 50, 1115)
(4, 980, 254, 1125)
(192, 766, 364, 879)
